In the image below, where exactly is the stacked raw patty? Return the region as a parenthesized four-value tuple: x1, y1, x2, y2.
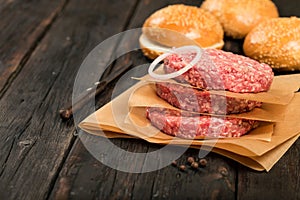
(146, 107, 259, 139)
(147, 49, 274, 138)
(156, 82, 262, 114)
(163, 49, 273, 93)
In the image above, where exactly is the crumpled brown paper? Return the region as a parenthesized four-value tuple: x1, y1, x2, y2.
(79, 74, 300, 171)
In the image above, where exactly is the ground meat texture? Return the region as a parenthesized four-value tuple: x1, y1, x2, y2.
(164, 49, 274, 93)
(146, 107, 259, 139)
(156, 83, 262, 114)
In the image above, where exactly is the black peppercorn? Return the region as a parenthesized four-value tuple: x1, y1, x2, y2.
(187, 157, 195, 164)
(199, 159, 208, 167)
(171, 160, 177, 167)
(179, 165, 186, 171)
(191, 162, 199, 169)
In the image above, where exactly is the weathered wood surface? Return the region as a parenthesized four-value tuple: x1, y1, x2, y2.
(0, 0, 138, 199)
(0, 0, 68, 96)
(0, 0, 299, 199)
(51, 136, 236, 200)
(238, 138, 300, 200)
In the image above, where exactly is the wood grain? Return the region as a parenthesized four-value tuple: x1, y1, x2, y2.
(237, 139, 300, 200)
(273, 0, 300, 17)
(51, 133, 236, 200)
(0, 0, 68, 96)
(0, 0, 138, 199)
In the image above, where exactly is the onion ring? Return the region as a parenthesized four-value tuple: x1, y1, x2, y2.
(148, 45, 202, 80)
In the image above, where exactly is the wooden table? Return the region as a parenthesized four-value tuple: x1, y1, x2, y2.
(0, 0, 299, 199)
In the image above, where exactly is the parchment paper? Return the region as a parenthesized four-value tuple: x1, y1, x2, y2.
(79, 74, 300, 171)
(128, 83, 287, 122)
(134, 67, 300, 105)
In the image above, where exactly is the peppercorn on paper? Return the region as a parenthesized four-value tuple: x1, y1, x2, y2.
(79, 74, 300, 171)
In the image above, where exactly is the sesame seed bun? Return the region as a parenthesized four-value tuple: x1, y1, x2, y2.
(140, 4, 224, 59)
(243, 17, 300, 71)
(201, 0, 279, 39)
(139, 33, 224, 59)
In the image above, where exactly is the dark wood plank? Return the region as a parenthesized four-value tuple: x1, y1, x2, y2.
(0, 0, 68, 96)
(50, 0, 237, 199)
(0, 0, 138, 199)
(0, 0, 16, 12)
(237, 138, 300, 200)
(273, 0, 300, 17)
(128, 0, 204, 28)
(111, 147, 236, 200)
(51, 133, 236, 200)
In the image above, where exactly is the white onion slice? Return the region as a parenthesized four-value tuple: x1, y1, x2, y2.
(148, 45, 202, 80)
